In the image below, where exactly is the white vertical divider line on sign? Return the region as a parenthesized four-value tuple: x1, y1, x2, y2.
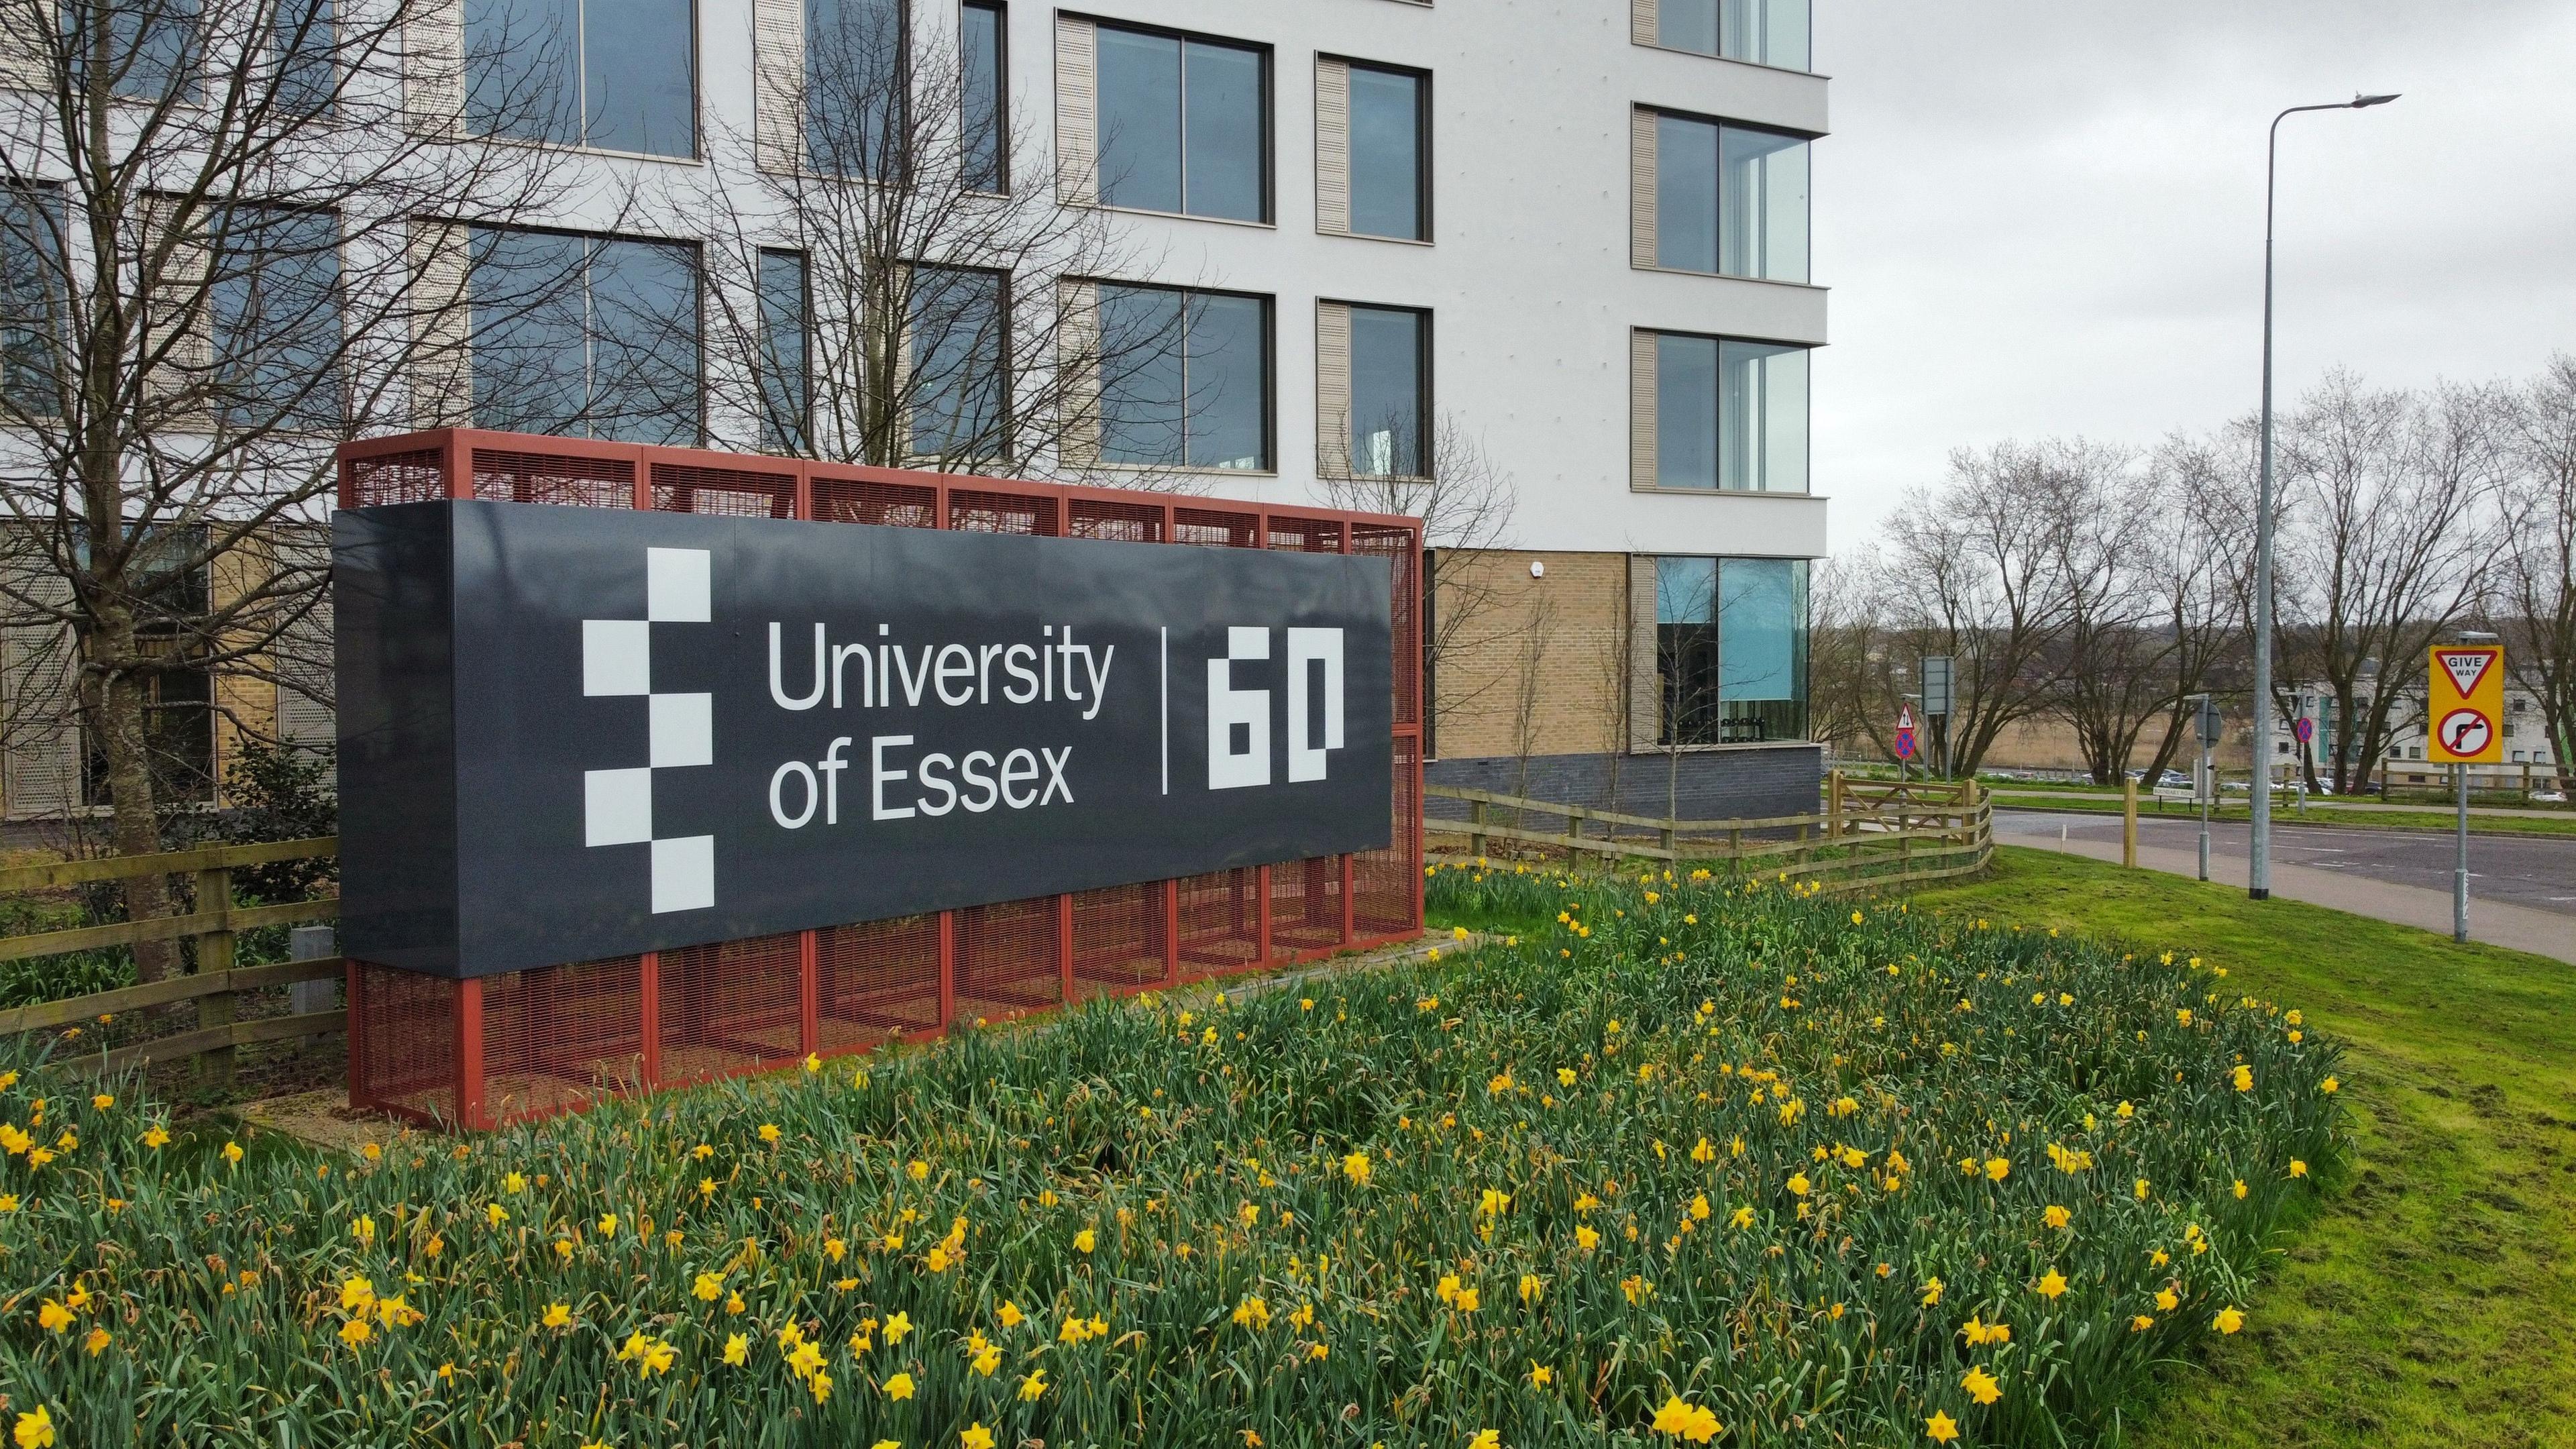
(1160, 625, 1169, 795)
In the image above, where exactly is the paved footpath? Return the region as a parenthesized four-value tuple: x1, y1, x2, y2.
(1993, 809, 2576, 967)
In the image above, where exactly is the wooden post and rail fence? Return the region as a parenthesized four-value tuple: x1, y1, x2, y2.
(1426, 770, 1992, 892)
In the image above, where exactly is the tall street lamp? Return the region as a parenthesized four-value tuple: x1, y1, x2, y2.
(2247, 91, 2399, 902)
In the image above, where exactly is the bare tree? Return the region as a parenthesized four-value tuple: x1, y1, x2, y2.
(1320, 411, 1517, 751)
(2271, 371, 2500, 794)
(2487, 353, 2576, 788)
(0, 0, 590, 980)
(2127, 431, 2255, 790)
(687, 0, 1185, 480)
(2037, 441, 2167, 785)
(1805, 547, 1887, 761)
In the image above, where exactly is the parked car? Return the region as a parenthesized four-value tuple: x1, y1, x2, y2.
(2534, 790, 2569, 805)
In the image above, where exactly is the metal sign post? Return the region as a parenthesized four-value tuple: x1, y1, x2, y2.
(1920, 655, 1955, 780)
(1892, 700, 1919, 788)
(2427, 637, 2504, 945)
(2192, 694, 2222, 882)
(2292, 708, 2315, 815)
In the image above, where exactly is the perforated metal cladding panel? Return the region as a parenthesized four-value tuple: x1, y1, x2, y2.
(653, 464, 794, 517)
(1069, 498, 1163, 543)
(1269, 516, 1345, 553)
(346, 449, 447, 507)
(812, 476, 938, 528)
(1355, 523, 1419, 727)
(955, 898, 1062, 1023)
(1269, 857, 1346, 956)
(482, 955, 644, 1122)
(1175, 507, 1260, 548)
(659, 932, 804, 1084)
(351, 961, 456, 1123)
(1354, 734, 1421, 935)
(949, 489, 1058, 536)
(473, 449, 635, 507)
(1177, 868, 1261, 977)
(817, 915, 943, 1048)
(1071, 883, 1167, 994)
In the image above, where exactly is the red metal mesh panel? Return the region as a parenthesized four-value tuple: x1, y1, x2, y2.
(350, 961, 455, 1123)
(658, 934, 804, 1085)
(651, 463, 795, 517)
(1268, 516, 1345, 553)
(472, 449, 634, 508)
(1177, 868, 1261, 976)
(1354, 523, 1419, 726)
(1354, 735, 1421, 936)
(345, 448, 445, 507)
(1269, 856, 1347, 957)
(1174, 507, 1259, 548)
(813, 475, 938, 528)
(955, 898, 1062, 1023)
(1069, 498, 1164, 543)
(817, 914, 943, 1050)
(1071, 883, 1167, 996)
(949, 488, 1059, 536)
(481, 956, 644, 1122)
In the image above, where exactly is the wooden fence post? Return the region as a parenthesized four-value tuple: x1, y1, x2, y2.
(1827, 769, 1843, 841)
(193, 865, 234, 1089)
(1468, 798, 1488, 859)
(2122, 777, 2139, 867)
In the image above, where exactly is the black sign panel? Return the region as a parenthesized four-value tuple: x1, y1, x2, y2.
(336, 500, 1394, 977)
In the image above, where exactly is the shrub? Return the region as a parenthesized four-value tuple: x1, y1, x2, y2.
(0, 873, 2341, 1446)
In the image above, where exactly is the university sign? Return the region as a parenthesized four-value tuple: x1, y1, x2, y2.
(337, 499, 1395, 977)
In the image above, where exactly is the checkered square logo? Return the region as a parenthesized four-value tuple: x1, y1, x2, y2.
(582, 547, 715, 913)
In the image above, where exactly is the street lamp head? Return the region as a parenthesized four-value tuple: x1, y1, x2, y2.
(2452, 628, 2500, 644)
(2352, 93, 2401, 107)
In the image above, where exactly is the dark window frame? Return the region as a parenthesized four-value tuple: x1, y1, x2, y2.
(1329, 54, 1432, 243)
(464, 0, 703, 161)
(1646, 104, 1813, 281)
(906, 260, 1015, 461)
(1646, 326, 1812, 494)
(1089, 16, 1275, 227)
(960, 0, 1008, 194)
(1333, 299, 1432, 480)
(756, 246, 810, 454)
(1093, 278, 1275, 472)
(466, 221, 708, 447)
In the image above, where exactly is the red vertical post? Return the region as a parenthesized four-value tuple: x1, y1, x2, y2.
(937, 910, 957, 1032)
(1162, 879, 1181, 989)
(442, 429, 472, 500)
(1340, 855, 1356, 945)
(456, 975, 487, 1131)
(639, 952, 661, 1089)
(343, 960, 362, 1106)
(1256, 865, 1273, 965)
(798, 928, 819, 1057)
(1056, 894, 1075, 1006)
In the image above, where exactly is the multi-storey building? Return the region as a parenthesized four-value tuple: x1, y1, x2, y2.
(1, 0, 1828, 824)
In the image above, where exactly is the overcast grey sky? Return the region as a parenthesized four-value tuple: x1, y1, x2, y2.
(1811, 0, 2576, 547)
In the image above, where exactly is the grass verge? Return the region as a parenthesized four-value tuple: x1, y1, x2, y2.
(1984, 794, 2576, 838)
(1904, 847, 2576, 1448)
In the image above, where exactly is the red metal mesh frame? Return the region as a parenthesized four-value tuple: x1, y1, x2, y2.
(953, 898, 1063, 1024)
(335, 429, 1420, 1128)
(658, 932, 804, 1085)
(482, 956, 644, 1124)
(817, 915, 943, 1051)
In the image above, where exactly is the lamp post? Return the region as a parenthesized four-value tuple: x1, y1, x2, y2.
(2248, 91, 2399, 902)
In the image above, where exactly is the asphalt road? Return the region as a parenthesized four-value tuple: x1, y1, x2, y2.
(1994, 808, 2576, 919)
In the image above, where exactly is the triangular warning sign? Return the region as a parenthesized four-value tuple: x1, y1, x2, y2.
(2437, 650, 2495, 700)
(1896, 702, 1917, 731)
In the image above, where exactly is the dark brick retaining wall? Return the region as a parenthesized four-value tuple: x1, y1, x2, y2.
(1425, 746, 1823, 826)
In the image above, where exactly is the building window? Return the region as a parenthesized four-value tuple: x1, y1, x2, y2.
(1318, 58, 1429, 242)
(960, 1, 1007, 192)
(464, 0, 697, 158)
(469, 229, 702, 446)
(1097, 283, 1270, 470)
(1639, 331, 1807, 492)
(272, 0, 337, 116)
(68, 0, 201, 100)
(74, 527, 215, 808)
(756, 249, 808, 453)
(806, 0, 908, 180)
(0, 187, 65, 418)
(1650, 111, 1808, 282)
(1652, 0, 1810, 72)
(1654, 555, 1808, 745)
(208, 205, 343, 431)
(908, 265, 1009, 460)
(1093, 23, 1269, 223)
(1316, 301, 1426, 479)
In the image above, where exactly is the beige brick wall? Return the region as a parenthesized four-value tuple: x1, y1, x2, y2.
(1430, 549, 1638, 761)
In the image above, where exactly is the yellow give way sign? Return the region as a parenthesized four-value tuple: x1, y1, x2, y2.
(2426, 644, 2505, 764)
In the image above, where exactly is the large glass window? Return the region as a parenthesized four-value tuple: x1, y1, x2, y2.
(207, 205, 343, 431)
(1348, 63, 1426, 241)
(908, 265, 1008, 460)
(1098, 284, 1269, 470)
(808, 0, 907, 180)
(470, 229, 701, 445)
(0, 188, 65, 418)
(272, 0, 336, 116)
(464, 0, 696, 158)
(69, 0, 201, 100)
(1654, 555, 1807, 745)
(1654, 0, 1811, 72)
(1095, 25, 1268, 223)
(1652, 333, 1807, 492)
(1653, 112, 1808, 282)
(1347, 305, 1426, 478)
(757, 249, 808, 453)
(960, 1, 1006, 193)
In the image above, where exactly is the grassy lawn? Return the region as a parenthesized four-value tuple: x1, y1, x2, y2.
(1906, 847, 2576, 1448)
(1982, 793, 2576, 839)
